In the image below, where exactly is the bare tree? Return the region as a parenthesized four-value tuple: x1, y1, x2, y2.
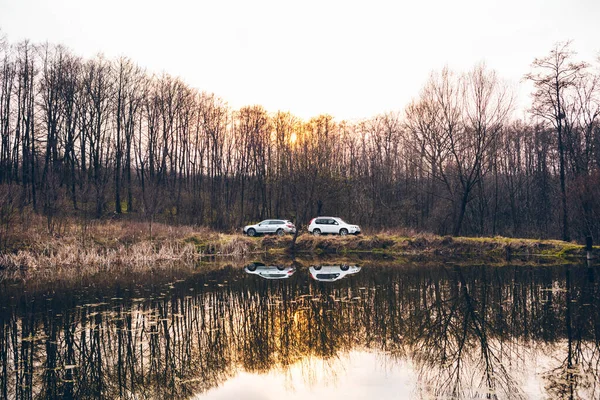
(406, 65, 512, 235)
(112, 57, 145, 214)
(0, 38, 16, 184)
(526, 41, 588, 241)
(80, 55, 114, 217)
(457, 64, 512, 235)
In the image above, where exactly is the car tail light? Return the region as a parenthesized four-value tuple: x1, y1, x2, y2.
(309, 218, 315, 225)
(286, 224, 294, 228)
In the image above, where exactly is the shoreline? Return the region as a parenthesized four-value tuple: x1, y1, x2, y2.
(1, 219, 597, 284)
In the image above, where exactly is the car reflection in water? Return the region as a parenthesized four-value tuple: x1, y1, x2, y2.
(309, 264, 361, 282)
(244, 262, 296, 280)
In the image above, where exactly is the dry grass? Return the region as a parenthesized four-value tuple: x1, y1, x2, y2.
(283, 230, 589, 259)
(0, 216, 259, 282)
(0, 216, 592, 283)
(0, 239, 198, 280)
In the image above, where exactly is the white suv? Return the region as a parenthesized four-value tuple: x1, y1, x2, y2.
(307, 217, 361, 236)
(309, 264, 361, 281)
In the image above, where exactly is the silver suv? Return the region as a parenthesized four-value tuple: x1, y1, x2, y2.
(243, 219, 296, 237)
(244, 262, 296, 279)
(307, 217, 361, 236)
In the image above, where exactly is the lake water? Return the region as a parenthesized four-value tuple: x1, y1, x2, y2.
(1, 259, 599, 399)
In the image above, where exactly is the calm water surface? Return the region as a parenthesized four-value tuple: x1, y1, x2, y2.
(1, 260, 599, 399)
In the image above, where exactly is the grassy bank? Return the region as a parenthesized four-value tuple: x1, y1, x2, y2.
(0, 217, 257, 282)
(0, 217, 596, 283)
(274, 233, 594, 258)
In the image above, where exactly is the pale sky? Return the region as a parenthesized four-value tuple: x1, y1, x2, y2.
(1, 0, 599, 121)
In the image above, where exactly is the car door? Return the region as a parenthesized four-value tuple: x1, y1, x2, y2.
(315, 218, 327, 233)
(320, 218, 332, 234)
(256, 220, 271, 233)
(329, 218, 340, 234)
(269, 220, 282, 233)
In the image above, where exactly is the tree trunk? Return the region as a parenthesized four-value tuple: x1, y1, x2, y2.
(557, 124, 570, 241)
(453, 190, 469, 236)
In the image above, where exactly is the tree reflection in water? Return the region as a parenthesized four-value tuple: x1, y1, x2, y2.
(0, 262, 599, 399)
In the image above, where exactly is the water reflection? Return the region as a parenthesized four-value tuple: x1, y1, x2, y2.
(309, 264, 361, 282)
(0, 262, 599, 399)
(244, 262, 296, 279)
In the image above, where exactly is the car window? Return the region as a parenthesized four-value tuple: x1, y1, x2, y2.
(270, 220, 283, 225)
(316, 273, 340, 279)
(316, 219, 326, 224)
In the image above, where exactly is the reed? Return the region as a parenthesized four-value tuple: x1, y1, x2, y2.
(0, 216, 593, 284)
(0, 217, 254, 282)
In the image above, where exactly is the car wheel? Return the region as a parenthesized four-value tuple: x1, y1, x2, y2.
(340, 264, 350, 271)
(339, 228, 348, 236)
(276, 228, 284, 236)
(313, 229, 321, 236)
(247, 263, 257, 271)
(313, 265, 322, 270)
(276, 265, 286, 271)
(247, 228, 256, 237)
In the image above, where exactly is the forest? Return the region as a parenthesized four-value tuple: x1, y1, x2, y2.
(1, 34, 599, 241)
